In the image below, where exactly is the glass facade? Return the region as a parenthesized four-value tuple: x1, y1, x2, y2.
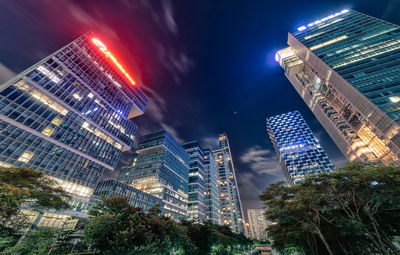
(92, 179, 163, 212)
(0, 33, 148, 217)
(266, 111, 334, 184)
(182, 141, 206, 223)
(203, 148, 221, 225)
(247, 209, 268, 240)
(212, 133, 245, 234)
(119, 130, 189, 220)
(276, 10, 400, 163)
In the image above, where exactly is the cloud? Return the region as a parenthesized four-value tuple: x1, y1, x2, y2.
(237, 145, 286, 210)
(200, 135, 219, 149)
(0, 63, 15, 84)
(162, 0, 178, 34)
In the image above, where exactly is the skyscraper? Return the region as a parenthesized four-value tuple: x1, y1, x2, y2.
(182, 141, 206, 223)
(266, 111, 335, 184)
(203, 148, 221, 225)
(247, 209, 268, 240)
(276, 9, 400, 163)
(213, 133, 245, 234)
(0, 33, 147, 221)
(119, 130, 189, 220)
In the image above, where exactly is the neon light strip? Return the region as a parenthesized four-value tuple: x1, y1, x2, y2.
(91, 38, 136, 86)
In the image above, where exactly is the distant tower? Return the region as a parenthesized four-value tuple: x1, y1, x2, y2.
(247, 209, 268, 240)
(203, 148, 222, 225)
(0, 33, 147, 226)
(119, 130, 189, 220)
(213, 133, 245, 234)
(276, 9, 400, 163)
(266, 111, 335, 184)
(183, 141, 206, 223)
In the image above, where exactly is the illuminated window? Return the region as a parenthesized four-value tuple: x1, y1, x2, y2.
(390, 96, 400, 103)
(0, 161, 12, 168)
(18, 151, 34, 163)
(41, 127, 54, 137)
(310, 35, 348, 50)
(73, 93, 82, 100)
(88, 93, 94, 99)
(37, 65, 60, 83)
(51, 117, 62, 126)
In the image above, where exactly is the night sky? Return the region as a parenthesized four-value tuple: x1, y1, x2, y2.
(1, 0, 400, 216)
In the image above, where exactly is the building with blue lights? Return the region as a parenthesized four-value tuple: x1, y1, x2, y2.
(213, 133, 245, 234)
(0, 33, 147, 226)
(276, 10, 400, 163)
(266, 111, 335, 184)
(119, 130, 189, 220)
(203, 148, 221, 225)
(183, 141, 206, 223)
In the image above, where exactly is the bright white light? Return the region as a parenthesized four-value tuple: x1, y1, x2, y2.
(274, 52, 279, 62)
(297, 26, 307, 31)
(306, 9, 350, 28)
(390, 96, 400, 103)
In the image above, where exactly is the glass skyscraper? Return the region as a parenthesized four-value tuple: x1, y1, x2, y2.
(119, 130, 189, 220)
(0, 33, 147, 217)
(183, 141, 206, 223)
(213, 133, 245, 234)
(247, 209, 268, 240)
(266, 111, 335, 184)
(203, 148, 221, 225)
(276, 9, 400, 163)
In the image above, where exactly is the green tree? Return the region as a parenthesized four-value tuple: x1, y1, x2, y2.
(0, 228, 57, 255)
(0, 167, 70, 232)
(259, 162, 400, 255)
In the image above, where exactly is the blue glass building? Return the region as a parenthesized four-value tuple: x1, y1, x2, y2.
(276, 10, 400, 163)
(119, 130, 189, 220)
(266, 111, 335, 184)
(0, 33, 147, 219)
(92, 179, 163, 212)
(203, 148, 221, 225)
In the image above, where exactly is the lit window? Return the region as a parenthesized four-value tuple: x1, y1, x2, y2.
(18, 151, 34, 163)
(51, 117, 62, 126)
(73, 93, 82, 100)
(88, 93, 94, 99)
(310, 35, 348, 50)
(37, 65, 60, 83)
(390, 96, 400, 103)
(41, 127, 54, 137)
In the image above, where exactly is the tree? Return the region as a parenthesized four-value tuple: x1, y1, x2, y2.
(0, 228, 57, 255)
(259, 162, 400, 255)
(0, 167, 70, 232)
(83, 196, 189, 254)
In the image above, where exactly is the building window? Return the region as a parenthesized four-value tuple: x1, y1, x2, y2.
(18, 151, 34, 163)
(41, 127, 54, 137)
(51, 117, 62, 126)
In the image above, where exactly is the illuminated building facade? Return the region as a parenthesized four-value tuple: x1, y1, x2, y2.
(276, 10, 400, 163)
(247, 209, 268, 240)
(183, 141, 206, 223)
(92, 179, 162, 212)
(0, 33, 147, 219)
(266, 111, 335, 184)
(203, 148, 222, 225)
(120, 130, 189, 220)
(212, 133, 245, 234)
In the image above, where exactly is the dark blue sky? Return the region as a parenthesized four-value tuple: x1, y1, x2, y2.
(0, 0, 399, 213)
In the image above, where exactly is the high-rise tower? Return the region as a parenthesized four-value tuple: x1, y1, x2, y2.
(266, 111, 335, 184)
(0, 33, 147, 219)
(213, 133, 245, 234)
(247, 209, 268, 240)
(183, 141, 206, 223)
(203, 148, 222, 225)
(276, 10, 400, 163)
(119, 130, 189, 220)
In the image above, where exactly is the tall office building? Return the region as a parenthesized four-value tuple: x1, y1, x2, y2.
(213, 133, 245, 234)
(183, 141, 206, 223)
(247, 209, 268, 240)
(266, 111, 335, 184)
(276, 9, 400, 163)
(0, 33, 147, 221)
(203, 148, 221, 225)
(119, 130, 189, 220)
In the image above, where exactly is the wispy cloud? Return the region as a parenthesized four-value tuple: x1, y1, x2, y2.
(0, 63, 15, 84)
(238, 145, 285, 209)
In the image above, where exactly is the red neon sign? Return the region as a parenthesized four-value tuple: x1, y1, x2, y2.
(91, 38, 136, 86)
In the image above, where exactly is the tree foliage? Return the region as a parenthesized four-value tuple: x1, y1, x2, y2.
(0, 167, 70, 232)
(259, 162, 400, 255)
